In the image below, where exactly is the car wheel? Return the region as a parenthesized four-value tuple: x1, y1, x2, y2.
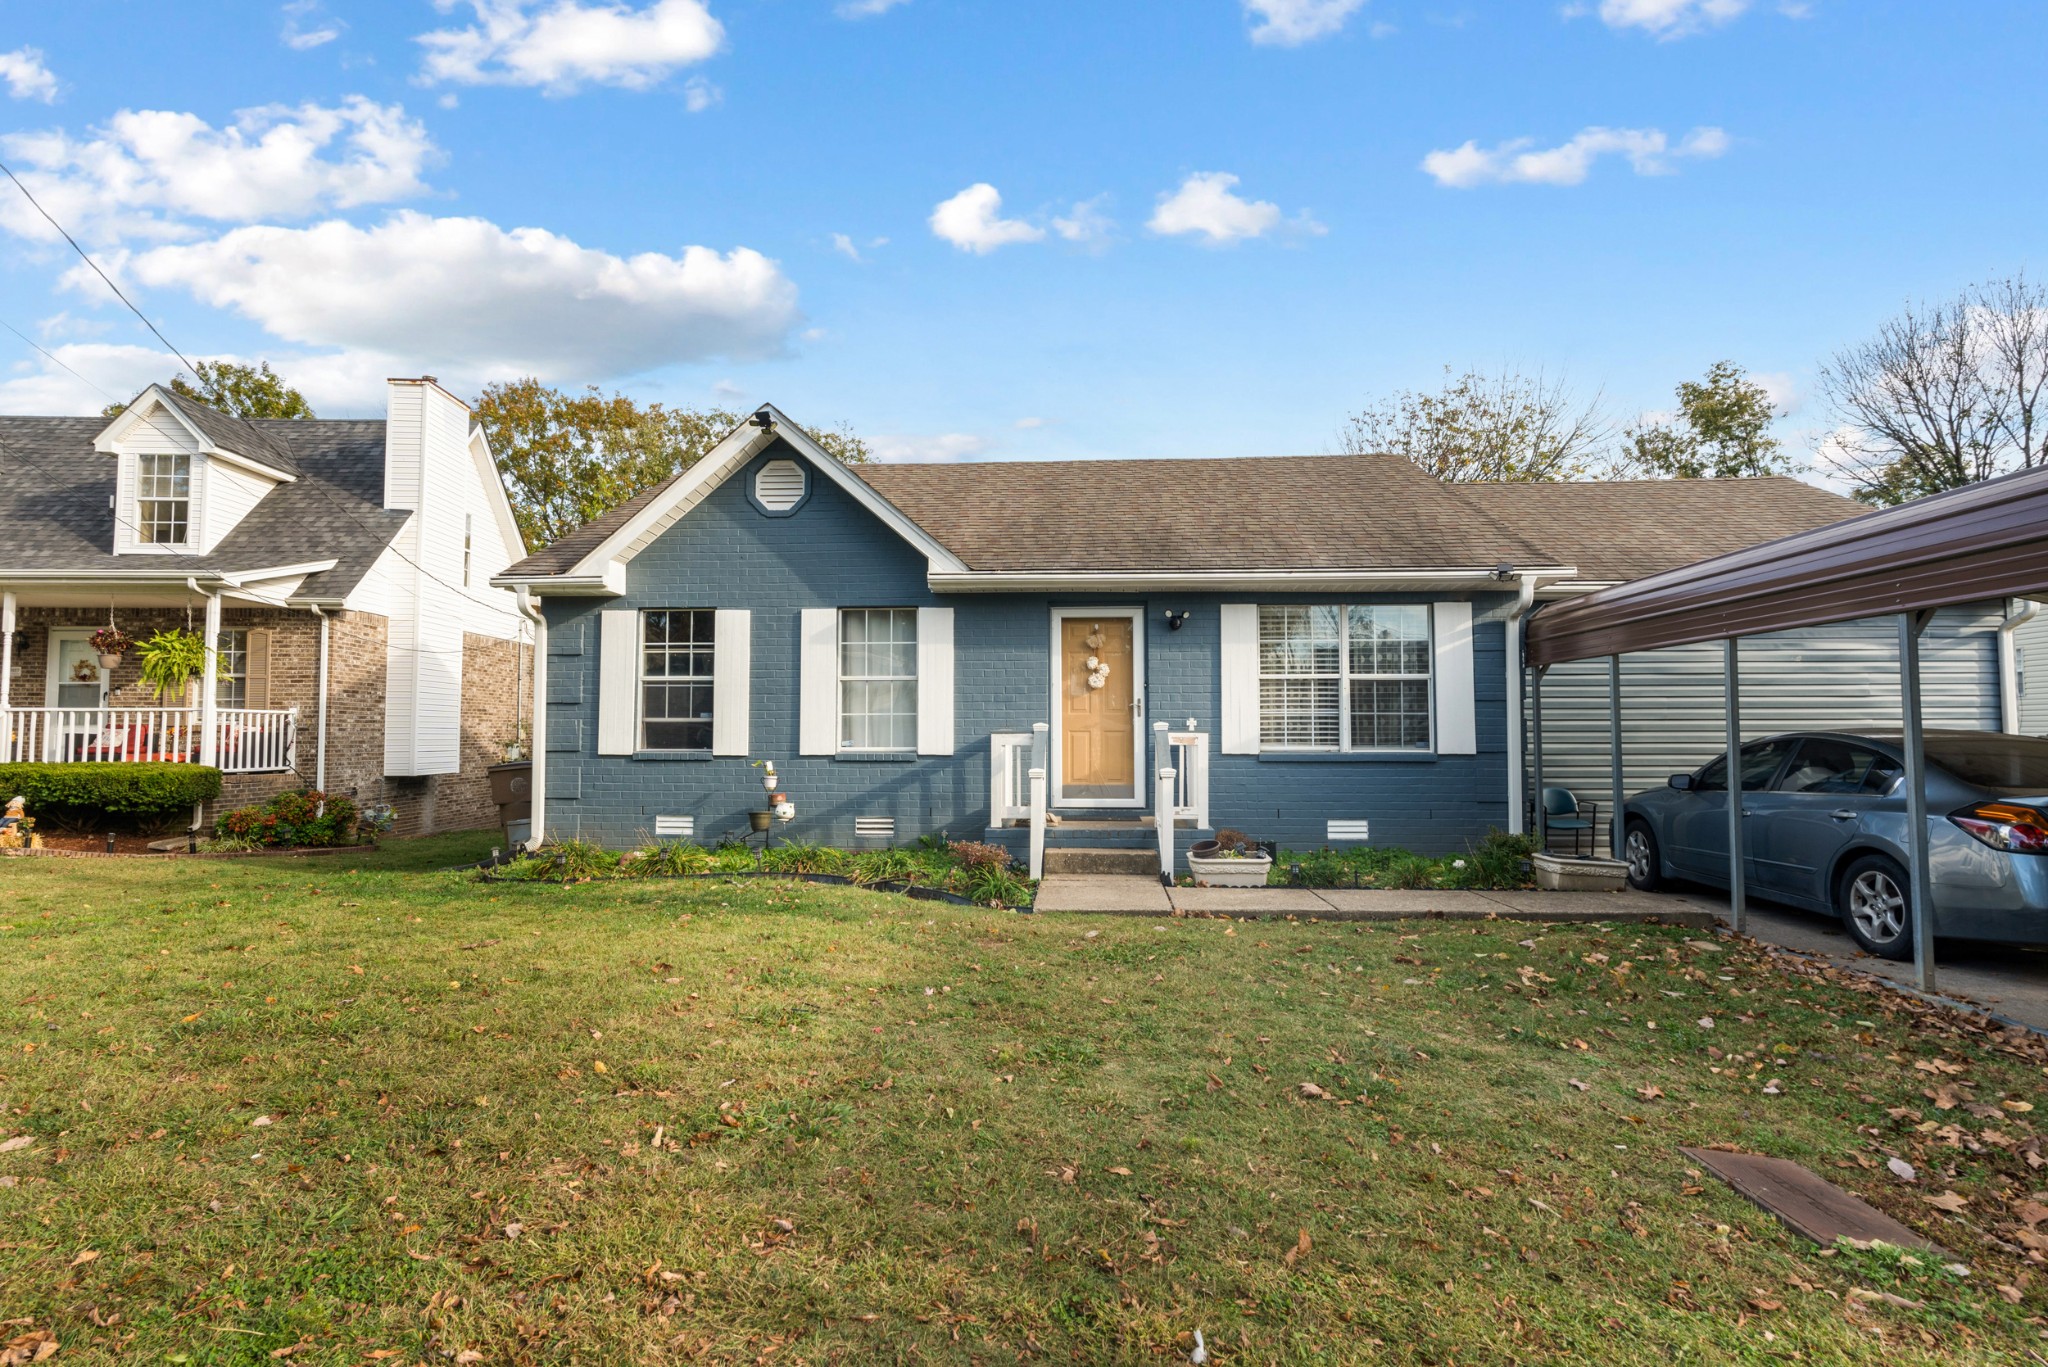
(1838, 853, 1913, 960)
(1623, 820, 1662, 892)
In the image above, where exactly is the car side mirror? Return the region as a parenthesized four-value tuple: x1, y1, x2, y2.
(1668, 773, 1695, 791)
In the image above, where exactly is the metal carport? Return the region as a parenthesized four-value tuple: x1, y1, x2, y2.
(1523, 462, 2048, 993)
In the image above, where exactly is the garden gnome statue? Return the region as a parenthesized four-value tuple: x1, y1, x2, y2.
(0, 794, 29, 850)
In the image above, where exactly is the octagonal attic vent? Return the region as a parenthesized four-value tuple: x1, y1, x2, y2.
(754, 459, 806, 512)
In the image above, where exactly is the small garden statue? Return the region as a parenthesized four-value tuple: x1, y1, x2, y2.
(0, 794, 40, 851)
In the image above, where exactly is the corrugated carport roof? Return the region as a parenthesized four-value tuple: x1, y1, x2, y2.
(1524, 463, 2048, 667)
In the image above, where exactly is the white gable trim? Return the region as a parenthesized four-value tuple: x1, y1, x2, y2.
(93, 386, 297, 483)
(536, 405, 970, 585)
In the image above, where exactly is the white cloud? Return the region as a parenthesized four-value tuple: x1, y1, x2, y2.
(1566, 0, 1748, 38)
(831, 232, 863, 262)
(870, 432, 991, 463)
(1421, 125, 1730, 187)
(929, 184, 1045, 254)
(0, 342, 176, 414)
(416, 0, 724, 94)
(1243, 0, 1368, 46)
(1147, 172, 1319, 244)
(1051, 194, 1115, 248)
(281, 1, 344, 49)
(0, 48, 59, 102)
(103, 210, 800, 380)
(1013, 416, 1047, 430)
(837, 0, 911, 16)
(683, 76, 722, 111)
(0, 98, 437, 246)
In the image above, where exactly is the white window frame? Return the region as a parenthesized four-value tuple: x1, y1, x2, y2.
(838, 607, 919, 753)
(216, 629, 248, 709)
(639, 609, 716, 753)
(136, 451, 192, 546)
(1256, 604, 1435, 754)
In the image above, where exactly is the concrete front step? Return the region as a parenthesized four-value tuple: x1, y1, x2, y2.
(1042, 847, 1161, 876)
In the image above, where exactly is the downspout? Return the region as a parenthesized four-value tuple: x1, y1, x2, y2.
(309, 606, 331, 794)
(1999, 597, 2039, 735)
(515, 587, 546, 850)
(1, 589, 14, 713)
(1504, 573, 1539, 835)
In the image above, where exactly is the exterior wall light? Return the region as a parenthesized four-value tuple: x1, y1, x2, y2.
(1163, 610, 1190, 631)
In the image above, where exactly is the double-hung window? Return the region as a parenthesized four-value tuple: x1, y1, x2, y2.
(641, 610, 715, 751)
(1258, 604, 1432, 752)
(137, 452, 191, 545)
(216, 630, 248, 708)
(839, 608, 917, 752)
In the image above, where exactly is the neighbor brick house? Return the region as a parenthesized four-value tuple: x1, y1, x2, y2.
(0, 378, 532, 835)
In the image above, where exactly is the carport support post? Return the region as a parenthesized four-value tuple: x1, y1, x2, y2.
(1724, 638, 1747, 932)
(1609, 654, 1624, 861)
(1530, 665, 1548, 852)
(1899, 612, 1938, 993)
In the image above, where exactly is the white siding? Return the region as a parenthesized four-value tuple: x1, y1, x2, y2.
(383, 381, 472, 776)
(197, 458, 275, 553)
(2017, 600, 2048, 738)
(111, 404, 202, 555)
(1529, 604, 2005, 845)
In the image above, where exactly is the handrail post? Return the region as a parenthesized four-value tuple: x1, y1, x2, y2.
(1027, 766, 1047, 880)
(1725, 638, 1746, 932)
(1156, 766, 1176, 880)
(1900, 613, 1937, 993)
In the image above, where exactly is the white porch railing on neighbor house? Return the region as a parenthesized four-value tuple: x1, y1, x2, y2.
(1027, 721, 1049, 880)
(990, 731, 1034, 824)
(1, 707, 298, 774)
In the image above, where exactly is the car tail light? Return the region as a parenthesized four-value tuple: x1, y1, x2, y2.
(1950, 802, 2048, 854)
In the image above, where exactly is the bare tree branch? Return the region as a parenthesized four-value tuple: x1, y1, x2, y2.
(1337, 366, 1616, 482)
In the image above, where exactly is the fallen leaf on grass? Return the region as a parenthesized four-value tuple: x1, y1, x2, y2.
(1996, 1284, 2023, 1304)
(1106, 1166, 1133, 1177)
(1887, 1157, 1917, 1182)
(1922, 1191, 1970, 1213)
(2003, 1099, 2035, 1113)
(0, 1135, 32, 1153)
(1636, 1085, 1664, 1101)
(269, 1343, 311, 1360)
(1297, 1083, 1328, 1101)
(1283, 1229, 1311, 1268)
(1566, 1079, 1589, 1092)
(0, 1330, 58, 1365)
(67, 1249, 98, 1268)
(2012, 1199, 2048, 1227)
(1848, 1287, 1925, 1311)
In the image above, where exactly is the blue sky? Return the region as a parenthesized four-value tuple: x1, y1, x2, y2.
(0, 0, 2042, 468)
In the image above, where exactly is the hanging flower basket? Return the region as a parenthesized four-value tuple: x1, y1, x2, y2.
(90, 626, 131, 670)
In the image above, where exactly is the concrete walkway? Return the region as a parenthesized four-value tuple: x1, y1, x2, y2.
(1030, 875, 1722, 927)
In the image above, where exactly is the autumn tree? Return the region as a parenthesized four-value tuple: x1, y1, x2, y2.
(475, 379, 870, 551)
(1819, 274, 2048, 504)
(1336, 367, 1614, 481)
(102, 360, 315, 420)
(1620, 360, 1793, 479)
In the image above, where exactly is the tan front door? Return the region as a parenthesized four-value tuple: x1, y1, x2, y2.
(1059, 615, 1137, 803)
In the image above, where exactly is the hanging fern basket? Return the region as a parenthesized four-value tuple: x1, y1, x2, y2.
(135, 628, 214, 703)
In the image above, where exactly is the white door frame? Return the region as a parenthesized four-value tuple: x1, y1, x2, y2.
(44, 628, 109, 709)
(1048, 606, 1146, 810)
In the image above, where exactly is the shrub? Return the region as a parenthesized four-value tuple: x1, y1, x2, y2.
(962, 863, 1031, 906)
(851, 848, 918, 885)
(214, 790, 359, 848)
(761, 841, 846, 876)
(628, 841, 714, 877)
(0, 763, 222, 817)
(946, 840, 1013, 871)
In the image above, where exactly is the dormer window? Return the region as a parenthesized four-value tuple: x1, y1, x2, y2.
(137, 452, 191, 545)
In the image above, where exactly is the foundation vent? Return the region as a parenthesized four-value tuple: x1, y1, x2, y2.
(854, 816, 896, 840)
(1326, 819, 1371, 842)
(653, 815, 694, 838)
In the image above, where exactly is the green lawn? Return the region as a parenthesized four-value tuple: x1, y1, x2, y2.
(2, 841, 2045, 1364)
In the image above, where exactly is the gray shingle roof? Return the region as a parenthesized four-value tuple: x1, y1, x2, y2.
(498, 441, 1873, 587)
(156, 390, 302, 477)
(0, 411, 405, 601)
(1453, 477, 1869, 583)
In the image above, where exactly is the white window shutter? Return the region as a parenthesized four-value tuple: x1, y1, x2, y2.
(597, 609, 639, 756)
(712, 608, 751, 757)
(1433, 600, 1477, 755)
(917, 606, 955, 756)
(799, 608, 838, 756)
(1219, 603, 1259, 755)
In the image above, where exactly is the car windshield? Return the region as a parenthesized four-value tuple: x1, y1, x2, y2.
(1925, 735, 2048, 794)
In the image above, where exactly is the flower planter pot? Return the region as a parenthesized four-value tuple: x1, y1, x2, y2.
(98, 653, 124, 670)
(749, 811, 773, 833)
(1532, 853, 1629, 893)
(1187, 852, 1273, 888)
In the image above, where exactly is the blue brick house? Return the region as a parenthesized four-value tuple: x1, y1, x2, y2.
(494, 405, 1867, 869)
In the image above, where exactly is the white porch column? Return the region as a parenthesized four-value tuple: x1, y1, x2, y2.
(199, 590, 222, 767)
(0, 590, 14, 711)
(525, 596, 547, 849)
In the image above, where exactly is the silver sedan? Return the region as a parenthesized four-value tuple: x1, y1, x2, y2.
(1621, 730, 2048, 958)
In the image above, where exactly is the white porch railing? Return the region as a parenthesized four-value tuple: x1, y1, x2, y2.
(1168, 730, 1210, 829)
(990, 731, 1034, 825)
(1, 706, 297, 774)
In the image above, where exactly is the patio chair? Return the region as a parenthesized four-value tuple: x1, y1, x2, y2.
(1541, 787, 1598, 858)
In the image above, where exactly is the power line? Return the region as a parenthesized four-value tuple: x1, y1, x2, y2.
(0, 162, 524, 624)
(0, 316, 120, 407)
